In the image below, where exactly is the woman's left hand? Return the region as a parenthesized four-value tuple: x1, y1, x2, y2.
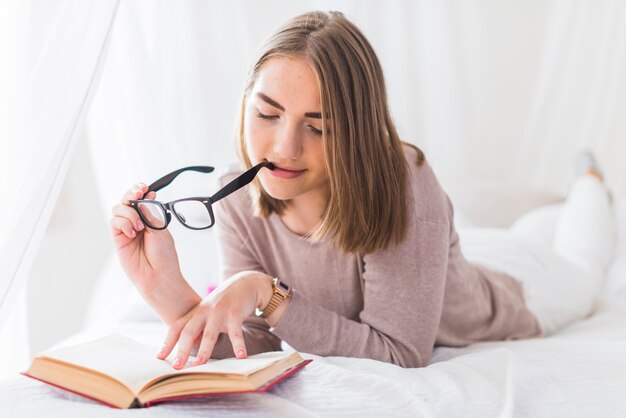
(156, 271, 273, 369)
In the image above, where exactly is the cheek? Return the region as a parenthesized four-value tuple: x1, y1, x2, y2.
(243, 115, 259, 158)
(312, 143, 328, 176)
(243, 114, 265, 160)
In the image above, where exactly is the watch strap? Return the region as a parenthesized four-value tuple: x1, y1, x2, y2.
(256, 277, 291, 318)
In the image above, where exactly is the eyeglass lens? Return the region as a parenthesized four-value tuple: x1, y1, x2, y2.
(136, 201, 167, 229)
(171, 200, 212, 228)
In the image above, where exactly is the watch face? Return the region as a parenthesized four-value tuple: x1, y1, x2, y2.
(278, 281, 289, 292)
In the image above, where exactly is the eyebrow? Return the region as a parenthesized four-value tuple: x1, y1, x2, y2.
(256, 92, 321, 119)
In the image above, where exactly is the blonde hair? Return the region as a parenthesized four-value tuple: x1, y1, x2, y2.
(236, 11, 425, 254)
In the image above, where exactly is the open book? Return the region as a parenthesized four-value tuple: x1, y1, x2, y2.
(22, 333, 310, 409)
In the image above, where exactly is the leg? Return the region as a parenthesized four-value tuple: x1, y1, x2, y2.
(509, 202, 561, 249)
(515, 172, 615, 335)
(462, 166, 615, 336)
(460, 227, 598, 337)
(552, 175, 615, 278)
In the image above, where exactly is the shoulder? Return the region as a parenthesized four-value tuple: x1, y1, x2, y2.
(402, 144, 453, 225)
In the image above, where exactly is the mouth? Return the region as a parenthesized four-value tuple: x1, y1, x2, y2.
(264, 160, 307, 179)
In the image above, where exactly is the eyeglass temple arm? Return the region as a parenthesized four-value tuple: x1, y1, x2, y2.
(148, 166, 215, 193)
(210, 161, 274, 204)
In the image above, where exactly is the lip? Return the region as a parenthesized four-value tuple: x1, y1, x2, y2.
(267, 162, 307, 179)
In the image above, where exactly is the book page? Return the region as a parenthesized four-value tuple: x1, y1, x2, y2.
(183, 351, 292, 375)
(41, 334, 292, 394)
(41, 334, 179, 393)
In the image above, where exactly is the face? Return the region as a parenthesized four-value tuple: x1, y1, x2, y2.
(244, 56, 328, 205)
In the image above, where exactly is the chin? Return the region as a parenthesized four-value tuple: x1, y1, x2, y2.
(258, 176, 298, 201)
(259, 183, 296, 201)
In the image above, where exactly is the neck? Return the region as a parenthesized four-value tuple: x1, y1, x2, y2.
(281, 187, 328, 236)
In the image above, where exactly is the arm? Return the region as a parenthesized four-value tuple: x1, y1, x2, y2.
(136, 273, 201, 328)
(270, 218, 450, 368)
(110, 183, 202, 328)
(112, 180, 280, 362)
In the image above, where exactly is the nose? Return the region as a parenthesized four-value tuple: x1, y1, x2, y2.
(273, 122, 302, 161)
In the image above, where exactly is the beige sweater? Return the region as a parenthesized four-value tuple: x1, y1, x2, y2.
(210, 146, 540, 367)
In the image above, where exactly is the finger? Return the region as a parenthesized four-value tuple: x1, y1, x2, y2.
(190, 334, 202, 357)
(228, 323, 247, 359)
(110, 216, 137, 239)
(111, 204, 145, 231)
(135, 198, 164, 227)
(173, 317, 206, 369)
(192, 319, 221, 366)
(121, 183, 149, 205)
(156, 319, 186, 361)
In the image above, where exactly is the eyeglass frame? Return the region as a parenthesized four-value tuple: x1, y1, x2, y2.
(129, 161, 274, 230)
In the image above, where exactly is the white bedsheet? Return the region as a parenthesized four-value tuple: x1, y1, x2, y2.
(3, 295, 626, 417)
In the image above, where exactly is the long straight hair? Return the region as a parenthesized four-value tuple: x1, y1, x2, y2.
(236, 11, 424, 254)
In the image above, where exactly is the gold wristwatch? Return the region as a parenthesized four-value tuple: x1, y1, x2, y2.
(255, 277, 291, 318)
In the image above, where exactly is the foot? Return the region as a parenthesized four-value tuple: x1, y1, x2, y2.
(575, 151, 604, 181)
(574, 150, 613, 204)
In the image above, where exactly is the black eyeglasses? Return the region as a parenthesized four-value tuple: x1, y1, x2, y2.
(130, 161, 274, 230)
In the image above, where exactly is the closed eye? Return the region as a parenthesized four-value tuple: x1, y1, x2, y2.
(308, 125, 323, 136)
(257, 111, 278, 120)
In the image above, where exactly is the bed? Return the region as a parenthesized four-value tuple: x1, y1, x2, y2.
(3, 197, 626, 417)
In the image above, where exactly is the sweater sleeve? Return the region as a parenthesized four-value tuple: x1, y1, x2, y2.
(208, 199, 282, 359)
(271, 215, 450, 368)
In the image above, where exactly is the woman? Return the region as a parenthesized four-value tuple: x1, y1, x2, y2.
(110, 11, 615, 369)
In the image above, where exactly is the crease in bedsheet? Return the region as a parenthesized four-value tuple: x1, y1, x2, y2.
(282, 355, 424, 417)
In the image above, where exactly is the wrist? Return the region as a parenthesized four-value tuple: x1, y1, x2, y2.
(255, 274, 275, 311)
(138, 273, 201, 327)
(265, 295, 290, 327)
(255, 276, 292, 323)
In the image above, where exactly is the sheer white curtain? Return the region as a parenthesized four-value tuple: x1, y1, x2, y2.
(87, 0, 626, 211)
(367, 0, 626, 195)
(0, 0, 119, 378)
(516, 0, 626, 192)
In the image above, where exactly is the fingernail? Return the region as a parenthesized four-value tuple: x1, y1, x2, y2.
(193, 354, 204, 364)
(237, 350, 245, 358)
(173, 357, 182, 367)
(157, 344, 168, 357)
(156, 348, 165, 358)
(137, 220, 144, 230)
(130, 229, 136, 237)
